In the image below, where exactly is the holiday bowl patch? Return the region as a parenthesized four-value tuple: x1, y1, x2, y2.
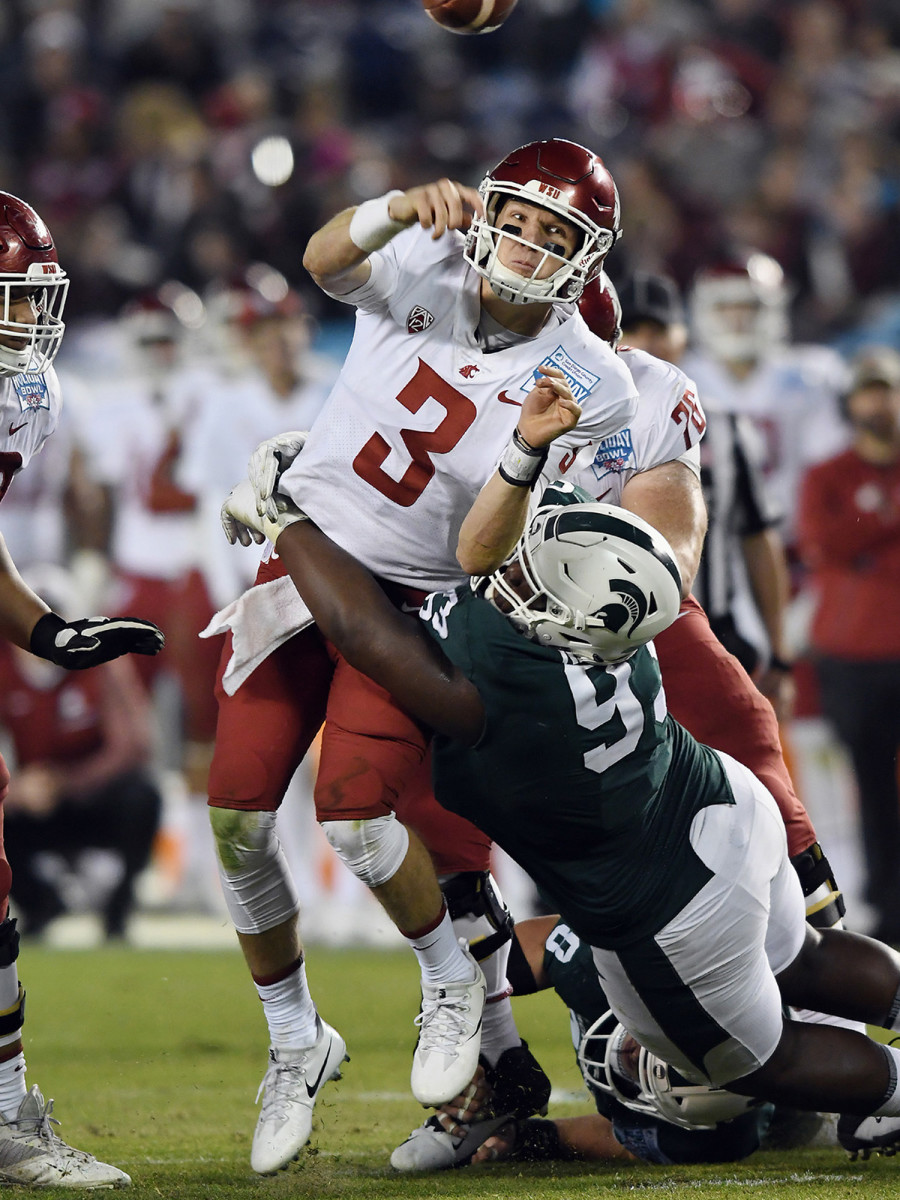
(519, 345, 601, 403)
(11, 373, 50, 413)
(588, 427, 635, 481)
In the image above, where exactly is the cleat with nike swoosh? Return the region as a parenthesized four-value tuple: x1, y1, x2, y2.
(250, 1017, 349, 1175)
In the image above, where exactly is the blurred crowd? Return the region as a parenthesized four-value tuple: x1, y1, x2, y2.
(1, 0, 899, 937)
(0, 0, 898, 342)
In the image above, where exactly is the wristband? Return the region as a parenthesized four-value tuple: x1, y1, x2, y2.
(769, 655, 794, 673)
(497, 429, 548, 488)
(29, 611, 67, 661)
(348, 190, 408, 253)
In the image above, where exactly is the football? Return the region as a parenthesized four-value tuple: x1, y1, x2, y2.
(422, 0, 518, 35)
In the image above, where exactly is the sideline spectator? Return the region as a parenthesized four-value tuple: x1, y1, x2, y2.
(797, 347, 900, 945)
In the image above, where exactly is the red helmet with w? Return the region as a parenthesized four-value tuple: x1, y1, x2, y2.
(465, 139, 621, 305)
(0, 192, 68, 377)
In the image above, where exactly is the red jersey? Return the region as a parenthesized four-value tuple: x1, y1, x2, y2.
(798, 448, 900, 660)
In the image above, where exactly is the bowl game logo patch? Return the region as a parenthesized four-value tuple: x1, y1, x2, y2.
(587, 428, 635, 481)
(12, 374, 50, 413)
(518, 346, 601, 403)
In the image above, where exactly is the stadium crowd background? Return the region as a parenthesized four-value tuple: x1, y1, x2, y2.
(0, 0, 899, 940)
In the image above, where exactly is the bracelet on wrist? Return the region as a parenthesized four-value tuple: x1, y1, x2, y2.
(497, 429, 548, 488)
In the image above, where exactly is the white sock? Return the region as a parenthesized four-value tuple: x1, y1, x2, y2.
(406, 908, 476, 987)
(874, 1044, 900, 1116)
(0, 966, 26, 1120)
(254, 957, 318, 1050)
(479, 993, 521, 1067)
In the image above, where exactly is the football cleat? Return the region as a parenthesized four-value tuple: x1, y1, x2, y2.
(250, 1017, 348, 1175)
(390, 1112, 512, 1172)
(411, 957, 486, 1107)
(837, 1113, 900, 1160)
(0, 1086, 131, 1189)
(392, 1039, 551, 1172)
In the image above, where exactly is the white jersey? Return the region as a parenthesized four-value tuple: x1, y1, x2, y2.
(537, 345, 704, 504)
(85, 365, 209, 581)
(681, 344, 848, 539)
(179, 361, 333, 607)
(283, 225, 637, 591)
(0, 368, 62, 503)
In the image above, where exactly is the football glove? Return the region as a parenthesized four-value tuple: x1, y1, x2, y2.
(30, 612, 165, 670)
(248, 431, 309, 522)
(221, 477, 308, 547)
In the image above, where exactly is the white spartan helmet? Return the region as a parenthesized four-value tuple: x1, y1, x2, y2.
(578, 1010, 762, 1130)
(484, 499, 682, 664)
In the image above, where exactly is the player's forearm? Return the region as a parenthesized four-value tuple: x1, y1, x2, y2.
(457, 472, 531, 575)
(742, 528, 791, 659)
(0, 535, 50, 650)
(553, 1115, 635, 1162)
(302, 207, 375, 293)
(620, 463, 706, 597)
(275, 522, 484, 744)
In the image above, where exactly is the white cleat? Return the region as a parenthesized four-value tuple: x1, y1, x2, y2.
(390, 1113, 511, 1172)
(0, 1086, 131, 1189)
(250, 1017, 348, 1175)
(410, 957, 486, 1108)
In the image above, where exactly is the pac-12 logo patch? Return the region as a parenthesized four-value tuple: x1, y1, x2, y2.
(407, 305, 434, 334)
(517, 346, 602, 403)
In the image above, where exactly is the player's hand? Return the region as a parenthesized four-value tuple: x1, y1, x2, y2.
(518, 365, 582, 448)
(222, 478, 308, 547)
(435, 1066, 490, 1130)
(248, 431, 309, 522)
(469, 1119, 517, 1164)
(756, 664, 796, 724)
(388, 180, 484, 240)
(30, 613, 164, 670)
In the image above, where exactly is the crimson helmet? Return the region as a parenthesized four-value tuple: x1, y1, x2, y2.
(0, 192, 68, 377)
(578, 1010, 763, 1130)
(464, 139, 621, 305)
(121, 281, 205, 345)
(209, 263, 303, 329)
(578, 271, 622, 347)
(689, 252, 787, 363)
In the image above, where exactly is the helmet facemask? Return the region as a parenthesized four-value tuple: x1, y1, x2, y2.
(0, 264, 68, 377)
(465, 179, 616, 306)
(578, 1011, 761, 1130)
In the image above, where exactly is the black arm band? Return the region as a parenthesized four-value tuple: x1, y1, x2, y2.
(511, 1118, 571, 1161)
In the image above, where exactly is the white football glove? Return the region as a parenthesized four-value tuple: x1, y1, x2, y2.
(248, 431, 309, 522)
(221, 478, 308, 547)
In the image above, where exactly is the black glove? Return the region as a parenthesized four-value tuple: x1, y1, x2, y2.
(30, 612, 165, 670)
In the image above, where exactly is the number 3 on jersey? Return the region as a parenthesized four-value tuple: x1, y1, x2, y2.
(352, 359, 477, 506)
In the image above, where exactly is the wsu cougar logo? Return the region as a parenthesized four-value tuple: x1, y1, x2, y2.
(407, 305, 434, 334)
(459, 364, 480, 378)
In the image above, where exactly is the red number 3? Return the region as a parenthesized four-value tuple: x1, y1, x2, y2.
(353, 360, 477, 506)
(670, 388, 706, 451)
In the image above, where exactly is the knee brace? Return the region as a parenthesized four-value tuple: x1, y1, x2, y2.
(209, 808, 299, 936)
(441, 871, 514, 963)
(320, 815, 409, 888)
(790, 842, 846, 930)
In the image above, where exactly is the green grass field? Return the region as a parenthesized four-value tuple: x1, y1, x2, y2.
(14, 940, 900, 1198)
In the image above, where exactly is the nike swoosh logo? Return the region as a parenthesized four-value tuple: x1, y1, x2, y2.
(8, 421, 27, 436)
(497, 391, 522, 407)
(305, 1036, 335, 1098)
(400, 602, 421, 614)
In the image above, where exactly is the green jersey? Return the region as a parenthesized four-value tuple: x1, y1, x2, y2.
(421, 586, 735, 950)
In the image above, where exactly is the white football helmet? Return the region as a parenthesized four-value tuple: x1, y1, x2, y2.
(464, 139, 621, 305)
(481, 500, 682, 665)
(689, 252, 788, 364)
(578, 1010, 761, 1130)
(0, 192, 68, 377)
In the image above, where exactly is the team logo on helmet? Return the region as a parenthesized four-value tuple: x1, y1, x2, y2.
(407, 305, 434, 334)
